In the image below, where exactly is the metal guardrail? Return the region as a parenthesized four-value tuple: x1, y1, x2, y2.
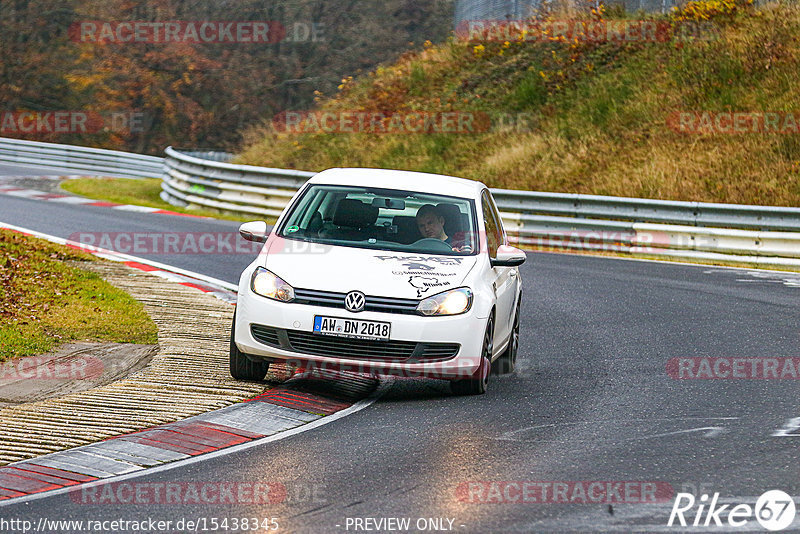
(162, 146, 313, 217)
(162, 147, 800, 266)
(491, 189, 800, 232)
(172, 149, 234, 163)
(0, 137, 163, 179)
(0, 138, 795, 266)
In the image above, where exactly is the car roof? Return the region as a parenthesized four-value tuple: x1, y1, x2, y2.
(308, 168, 487, 199)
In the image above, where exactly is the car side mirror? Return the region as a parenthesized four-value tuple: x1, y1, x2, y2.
(239, 221, 270, 243)
(491, 245, 526, 267)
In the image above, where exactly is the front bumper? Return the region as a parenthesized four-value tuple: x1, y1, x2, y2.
(234, 289, 486, 380)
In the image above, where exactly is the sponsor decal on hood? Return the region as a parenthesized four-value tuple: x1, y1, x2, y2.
(262, 238, 477, 299)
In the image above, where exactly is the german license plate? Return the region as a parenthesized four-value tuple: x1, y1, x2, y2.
(313, 316, 390, 340)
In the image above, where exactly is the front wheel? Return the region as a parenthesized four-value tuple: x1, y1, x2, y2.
(229, 314, 270, 381)
(451, 317, 493, 395)
(492, 297, 520, 375)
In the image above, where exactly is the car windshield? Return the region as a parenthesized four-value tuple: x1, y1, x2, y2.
(277, 184, 477, 255)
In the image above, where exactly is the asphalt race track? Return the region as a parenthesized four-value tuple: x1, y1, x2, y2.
(1, 167, 799, 533)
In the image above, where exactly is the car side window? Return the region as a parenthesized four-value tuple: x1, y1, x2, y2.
(481, 190, 502, 259)
(486, 191, 506, 245)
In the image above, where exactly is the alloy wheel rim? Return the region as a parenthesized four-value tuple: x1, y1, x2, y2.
(511, 304, 520, 364)
(482, 321, 493, 385)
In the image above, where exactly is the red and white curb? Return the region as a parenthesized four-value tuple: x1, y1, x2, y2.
(119, 260, 237, 304)
(0, 370, 382, 504)
(0, 220, 387, 505)
(0, 182, 207, 219)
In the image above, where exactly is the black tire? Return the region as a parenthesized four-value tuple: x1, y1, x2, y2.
(450, 316, 493, 395)
(492, 296, 520, 375)
(229, 314, 270, 381)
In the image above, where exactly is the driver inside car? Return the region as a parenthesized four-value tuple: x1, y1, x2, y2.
(415, 204, 448, 241)
(415, 204, 469, 252)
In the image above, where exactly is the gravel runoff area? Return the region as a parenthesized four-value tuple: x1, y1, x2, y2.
(0, 261, 279, 466)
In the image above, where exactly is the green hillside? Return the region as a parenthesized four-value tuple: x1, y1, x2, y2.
(237, 0, 800, 206)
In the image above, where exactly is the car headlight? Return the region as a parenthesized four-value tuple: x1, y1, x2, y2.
(251, 267, 295, 302)
(416, 287, 473, 316)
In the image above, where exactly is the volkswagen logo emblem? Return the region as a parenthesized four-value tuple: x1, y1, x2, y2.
(344, 291, 366, 312)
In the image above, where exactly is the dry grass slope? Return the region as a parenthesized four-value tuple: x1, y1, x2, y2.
(237, 0, 800, 206)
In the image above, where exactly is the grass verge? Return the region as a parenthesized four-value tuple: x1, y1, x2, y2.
(0, 229, 158, 362)
(60, 177, 257, 223)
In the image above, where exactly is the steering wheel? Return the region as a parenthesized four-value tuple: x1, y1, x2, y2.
(411, 238, 454, 253)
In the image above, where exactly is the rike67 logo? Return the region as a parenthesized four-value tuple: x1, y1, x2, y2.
(668, 490, 797, 531)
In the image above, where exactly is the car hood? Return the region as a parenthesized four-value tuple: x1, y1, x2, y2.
(262, 237, 477, 299)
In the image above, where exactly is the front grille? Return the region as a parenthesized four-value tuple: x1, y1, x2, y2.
(293, 288, 419, 315)
(251, 325, 281, 348)
(419, 345, 461, 361)
(250, 324, 459, 363)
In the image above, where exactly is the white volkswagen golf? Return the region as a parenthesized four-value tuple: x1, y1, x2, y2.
(231, 168, 525, 395)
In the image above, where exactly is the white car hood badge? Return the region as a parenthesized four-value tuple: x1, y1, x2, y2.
(344, 291, 366, 311)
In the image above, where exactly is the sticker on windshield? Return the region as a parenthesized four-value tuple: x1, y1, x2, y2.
(286, 225, 300, 233)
